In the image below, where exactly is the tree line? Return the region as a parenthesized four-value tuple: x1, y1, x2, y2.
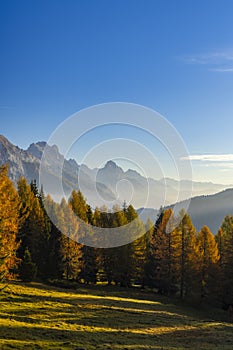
(0, 164, 232, 306)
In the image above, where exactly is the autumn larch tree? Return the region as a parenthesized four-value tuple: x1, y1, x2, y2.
(69, 190, 97, 284)
(216, 216, 233, 305)
(196, 225, 219, 302)
(174, 210, 197, 299)
(0, 165, 20, 281)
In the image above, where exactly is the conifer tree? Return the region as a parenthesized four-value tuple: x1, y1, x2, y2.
(69, 191, 97, 283)
(97, 206, 116, 285)
(126, 205, 146, 287)
(151, 208, 175, 295)
(17, 178, 49, 279)
(195, 226, 219, 301)
(87, 204, 94, 225)
(142, 218, 155, 288)
(69, 190, 88, 222)
(19, 248, 37, 282)
(111, 204, 130, 286)
(58, 198, 82, 280)
(0, 165, 20, 281)
(222, 224, 233, 304)
(174, 210, 197, 299)
(43, 194, 64, 279)
(216, 217, 233, 304)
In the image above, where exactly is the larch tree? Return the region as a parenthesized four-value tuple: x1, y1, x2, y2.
(69, 191, 97, 284)
(69, 190, 88, 222)
(216, 216, 233, 304)
(0, 165, 20, 281)
(59, 198, 82, 280)
(196, 225, 219, 301)
(174, 210, 197, 299)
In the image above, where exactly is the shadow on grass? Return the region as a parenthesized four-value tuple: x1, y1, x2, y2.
(1, 282, 233, 349)
(0, 322, 232, 350)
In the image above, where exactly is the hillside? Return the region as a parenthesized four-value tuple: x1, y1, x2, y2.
(138, 188, 233, 233)
(0, 282, 232, 350)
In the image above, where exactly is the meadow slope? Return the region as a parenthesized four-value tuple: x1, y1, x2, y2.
(0, 282, 232, 350)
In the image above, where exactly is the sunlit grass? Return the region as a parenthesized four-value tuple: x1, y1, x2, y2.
(0, 282, 232, 349)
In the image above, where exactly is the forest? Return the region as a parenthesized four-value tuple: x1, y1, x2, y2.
(0, 164, 233, 308)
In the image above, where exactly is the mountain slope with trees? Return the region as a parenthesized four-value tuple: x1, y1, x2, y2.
(138, 188, 233, 233)
(0, 164, 232, 308)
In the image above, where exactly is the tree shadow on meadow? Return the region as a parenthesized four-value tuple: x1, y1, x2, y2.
(1, 283, 233, 349)
(0, 320, 232, 350)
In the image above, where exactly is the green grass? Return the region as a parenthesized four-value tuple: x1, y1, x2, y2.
(0, 282, 232, 350)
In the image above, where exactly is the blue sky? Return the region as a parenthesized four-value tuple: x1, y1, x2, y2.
(1, 1, 233, 184)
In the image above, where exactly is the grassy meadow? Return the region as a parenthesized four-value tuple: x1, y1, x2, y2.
(0, 282, 232, 350)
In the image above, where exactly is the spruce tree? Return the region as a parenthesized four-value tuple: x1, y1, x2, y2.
(19, 248, 37, 282)
(126, 205, 146, 287)
(17, 178, 49, 279)
(142, 218, 155, 288)
(151, 208, 175, 295)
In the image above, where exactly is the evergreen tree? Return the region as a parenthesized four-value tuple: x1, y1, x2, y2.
(142, 218, 155, 288)
(79, 245, 98, 284)
(97, 206, 115, 285)
(86, 205, 94, 225)
(19, 248, 37, 282)
(17, 178, 49, 279)
(151, 208, 175, 295)
(78, 220, 98, 284)
(126, 205, 146, 287)
(111, 204, 130, 286)
(43, 194, 64, 279)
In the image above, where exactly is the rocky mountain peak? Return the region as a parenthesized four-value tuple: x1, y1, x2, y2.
(104, 160, 117, 169)
(27, 142, 47, 159)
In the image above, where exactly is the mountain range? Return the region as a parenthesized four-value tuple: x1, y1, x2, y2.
(0, 134, 229, 205)
(1, 134, 233, 232)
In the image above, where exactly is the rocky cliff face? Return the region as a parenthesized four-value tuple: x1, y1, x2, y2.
(0, 135, 115, 205)
(0, 135, 40, 183)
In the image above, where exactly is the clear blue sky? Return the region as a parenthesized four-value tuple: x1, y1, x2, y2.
(1, 0, 233, 184)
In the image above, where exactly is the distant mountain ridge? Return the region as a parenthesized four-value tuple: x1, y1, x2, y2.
(0, 134, 231, 211)
(138, 188, 233, 233)
(0, 135, 115, 205)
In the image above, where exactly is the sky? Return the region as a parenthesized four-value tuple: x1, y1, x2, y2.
(1, 0, 233, 184)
